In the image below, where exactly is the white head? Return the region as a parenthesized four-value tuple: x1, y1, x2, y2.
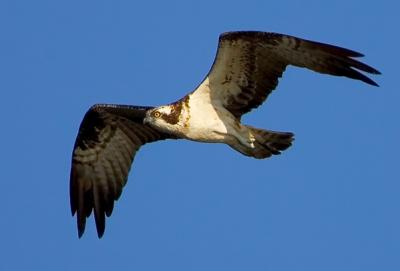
(144, 104, 183, 133)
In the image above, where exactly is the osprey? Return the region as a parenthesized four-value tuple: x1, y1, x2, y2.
(70, 31, 380, 238)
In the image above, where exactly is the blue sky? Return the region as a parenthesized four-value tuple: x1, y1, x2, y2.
(0, 0, 398, 270)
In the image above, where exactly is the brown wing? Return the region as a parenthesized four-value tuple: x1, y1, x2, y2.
(196, 31, 380, 118)
(70, 104, 175, 238)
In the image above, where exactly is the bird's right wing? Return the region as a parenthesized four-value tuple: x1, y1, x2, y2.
(70, 104, 175, 238)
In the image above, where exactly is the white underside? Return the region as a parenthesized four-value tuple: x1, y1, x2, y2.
(178, 81, 255, 148)
(148, 78, 256, 149)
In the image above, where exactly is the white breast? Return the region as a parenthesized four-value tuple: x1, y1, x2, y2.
(180, 80, 235, 143)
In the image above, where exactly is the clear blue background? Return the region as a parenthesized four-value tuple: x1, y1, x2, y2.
(1, 1, 398, 270)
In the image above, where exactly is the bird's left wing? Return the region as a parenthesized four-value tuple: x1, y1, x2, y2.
(70, 104, 174, 238)
(193, 31, 380, 119)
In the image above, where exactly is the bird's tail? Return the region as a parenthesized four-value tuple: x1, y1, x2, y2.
(230, 126, 294, 159)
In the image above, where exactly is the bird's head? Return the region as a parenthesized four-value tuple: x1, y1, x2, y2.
(144, 104, 183, 133)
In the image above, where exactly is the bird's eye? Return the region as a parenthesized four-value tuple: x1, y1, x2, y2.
(153, 111, 161, 118)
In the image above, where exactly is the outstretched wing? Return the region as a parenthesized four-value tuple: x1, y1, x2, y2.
(70, 104, 174, 238)
(194, 31, 380, 118)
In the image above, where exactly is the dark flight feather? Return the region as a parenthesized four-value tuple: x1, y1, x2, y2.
(204, 31, 380, 118)
(70, 104, 174, 238)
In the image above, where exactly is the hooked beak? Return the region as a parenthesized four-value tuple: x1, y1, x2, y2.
(143, 115, 151, 125)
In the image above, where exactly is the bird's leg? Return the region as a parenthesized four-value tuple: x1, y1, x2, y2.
(233, 124, 256, 149)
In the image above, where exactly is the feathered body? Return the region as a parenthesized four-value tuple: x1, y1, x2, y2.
(70, 31, 380, 237)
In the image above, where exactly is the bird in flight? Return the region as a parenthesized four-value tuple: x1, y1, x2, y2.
(70, 31, 380, 238)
